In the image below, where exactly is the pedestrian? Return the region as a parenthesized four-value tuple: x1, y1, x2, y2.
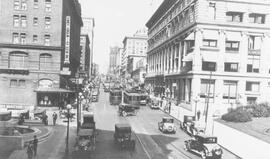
(52, 112, 58, 126)
(26, 142, 33, 159)
(43, 114, 48, 125)
(33, 135, 38, 157)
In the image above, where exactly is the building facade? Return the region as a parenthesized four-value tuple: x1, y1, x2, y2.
(131, 58, 147, 85)
(145, 0, 270, 119)
(0, 0, 83, 109)
(122, 29, 148, 77)
(81, 17, 95, 77)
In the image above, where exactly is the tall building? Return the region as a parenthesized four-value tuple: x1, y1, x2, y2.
(81, 17, 95, 77)
(79, 34, 90, 78)
(0, 0, 83, 109)
(122, 29, 148, 77)
(145, 0, 270, 120)
(109, 46, 121, 76)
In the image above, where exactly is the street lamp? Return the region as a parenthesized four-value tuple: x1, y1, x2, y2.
(77, 92, 84, 133)
(193, 95, 200, 121)
(65, 104, 72, 157)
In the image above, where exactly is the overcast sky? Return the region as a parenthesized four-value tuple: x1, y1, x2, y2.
(79, 0, 163, 74)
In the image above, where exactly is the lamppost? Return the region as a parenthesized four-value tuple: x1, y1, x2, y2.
(65, 104, 72, 157)
(193, 95, 200, 121)
(77, 92, 84, 132)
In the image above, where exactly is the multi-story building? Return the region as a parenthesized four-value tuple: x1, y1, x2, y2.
(122, 29, 148, 77)
(0, 0, 83, 109)
(109, 46, 121, 76)
(79, 34, 90, 78)
(145, 0, 270, 121)
(81, 17, 95, 77)
(92, 63, 99, 77)
(131, 58, 147, 85)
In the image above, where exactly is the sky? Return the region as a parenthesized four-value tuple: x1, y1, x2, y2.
(78, 0, 163, 74)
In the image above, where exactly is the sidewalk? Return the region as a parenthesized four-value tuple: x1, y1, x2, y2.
(7, 109, 78, 159)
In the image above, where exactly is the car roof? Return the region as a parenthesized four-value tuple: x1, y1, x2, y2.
(196, 134, 217, 138)
(115, 123, 131, 128)
(163, 116, 173, 119)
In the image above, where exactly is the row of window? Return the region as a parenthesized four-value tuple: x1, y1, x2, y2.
(10, 79, 26, 88)
(13, 15, 51, 28)
(226, 12, 266, 24)
(202, 60, 260, 73)
(14, 0, 51, 11)
(4, 52, 53, 70)
(12, 33, 51, 45)
(200, 79, 260, 99)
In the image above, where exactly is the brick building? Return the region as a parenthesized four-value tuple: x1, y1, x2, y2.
(0, 0, 83, 109)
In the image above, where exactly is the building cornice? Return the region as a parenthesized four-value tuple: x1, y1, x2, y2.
(0, 43, 63, 51)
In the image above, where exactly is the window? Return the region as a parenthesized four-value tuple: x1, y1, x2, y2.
(203, 39, 217, 47)
(45, 17, 51, 29)
(33, 35, 38, 43)
(247, 58, 260, 73)
(21, 15, 27, 27)
(200, 79, 215, 98)
(246, 81, 260, 92)
(45, 2, 51, 12)
(248, 36, 261, 50)
(18, 80, 26, 88)
(9, 52, 28, 69)
(33, 17, 38, 26)
(202, 62, 216, 71)
(14, 0, 20, 10)
(20, 33, 26, 44)
(39, 53, 52, 70)
(223, 81, 237, 103)
(186, 40, 195, 53)
(224, 63, 238, 72)
(249, 13, 265, 24)
(10, 79, 17, 87)
(226, 12, 243, 22)
(13, 33, 19, 44)
(209, 2, 216, 20)
(226, 41, 239, 52)
(34, 0, 38, 9)
(13, 15, 20, 27)
(247, 97, 257, 104)
(21, 0, 27, 10)
(44, 34, 50, 46)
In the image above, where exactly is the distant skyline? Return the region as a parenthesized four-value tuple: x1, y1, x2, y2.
(78, 0, 163, 74)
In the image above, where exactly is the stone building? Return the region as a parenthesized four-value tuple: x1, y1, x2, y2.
(79, 34, 90, 78)
(0, 0, 83, 109)
(145, 0, 270, 119)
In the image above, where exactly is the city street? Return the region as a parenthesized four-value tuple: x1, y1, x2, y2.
(73, 90, 240, 159)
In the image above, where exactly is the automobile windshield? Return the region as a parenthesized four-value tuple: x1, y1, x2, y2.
(163, 118, 173, 123)
(204, 137, 217, 143)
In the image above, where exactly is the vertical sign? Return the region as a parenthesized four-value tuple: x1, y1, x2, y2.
(64, 16, 71, 64)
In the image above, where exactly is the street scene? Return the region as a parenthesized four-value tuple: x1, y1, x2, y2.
(1, 0, 270, 159)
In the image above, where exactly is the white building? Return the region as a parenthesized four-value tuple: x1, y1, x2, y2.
(145, 0, 270, 121)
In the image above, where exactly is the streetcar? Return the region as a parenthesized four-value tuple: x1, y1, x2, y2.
(123, 90, 148, 106)
(109, 88, 122, 105)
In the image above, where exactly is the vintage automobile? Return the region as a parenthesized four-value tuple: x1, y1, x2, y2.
(118, 103, 139, 117)
(150, 99, 159, 109)
(75, 129, 96, 151)
(81, 112, 95, 130)
(91, 91, 99, 102)
(184, 135, 223, 159)
(140, 99, 147, 106)
(158, 117, 176, 133)
(113, 123, 135, 150)
(180, 115, 205, 136)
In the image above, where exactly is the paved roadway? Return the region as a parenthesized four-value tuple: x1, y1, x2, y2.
(74, 90, 240, 159)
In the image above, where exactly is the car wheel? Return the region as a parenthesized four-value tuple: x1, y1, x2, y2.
(201, 151, 207, 159)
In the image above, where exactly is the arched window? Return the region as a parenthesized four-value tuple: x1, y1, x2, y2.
(39, 53, 52, 70)
(9, 51, 28, 69)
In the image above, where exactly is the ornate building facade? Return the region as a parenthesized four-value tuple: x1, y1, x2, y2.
(145, 0, 270, 118)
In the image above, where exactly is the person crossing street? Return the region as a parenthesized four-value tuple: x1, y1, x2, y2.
(52, 112, 58, 126)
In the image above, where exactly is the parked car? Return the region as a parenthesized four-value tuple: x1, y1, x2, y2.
(150, 99, 159, 109)
(140, 99, 147, 106)
(118, 103, 139, 117)
(113, 123, 136, 150)
(184, 135, 223, 159)
(180, 115, 205, 136)
(158, 117, 176, 133)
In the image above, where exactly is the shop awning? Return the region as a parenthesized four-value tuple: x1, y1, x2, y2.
(34, 87, 75, 93)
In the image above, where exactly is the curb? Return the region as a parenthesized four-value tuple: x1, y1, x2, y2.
(23, 127, 52, 146)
